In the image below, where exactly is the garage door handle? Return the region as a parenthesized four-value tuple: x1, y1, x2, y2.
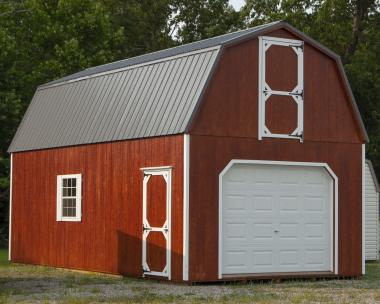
(274, 230, 279, 233)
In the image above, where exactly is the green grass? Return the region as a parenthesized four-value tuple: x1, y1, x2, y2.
(1, 248, 380, 303)
(0, 250, 10, 268)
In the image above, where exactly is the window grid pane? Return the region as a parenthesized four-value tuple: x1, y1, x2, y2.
(61, 177, 79, 218)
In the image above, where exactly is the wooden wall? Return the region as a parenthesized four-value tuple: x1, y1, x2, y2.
(10, 135, 184, 281)
(188, 28, 364, 281)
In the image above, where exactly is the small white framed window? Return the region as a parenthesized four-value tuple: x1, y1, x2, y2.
(56, 174, 82, 222)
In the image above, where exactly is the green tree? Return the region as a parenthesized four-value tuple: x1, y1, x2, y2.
(0, 0, 126, 245)
(102, 0, 175, 56)
(172, 0, 244, 43)
(345, 10, 380, 170)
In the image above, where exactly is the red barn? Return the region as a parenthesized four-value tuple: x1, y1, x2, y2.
(8, 21, 368, 282)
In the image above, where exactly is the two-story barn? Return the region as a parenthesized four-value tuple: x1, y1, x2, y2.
(8, 21, 368, 282)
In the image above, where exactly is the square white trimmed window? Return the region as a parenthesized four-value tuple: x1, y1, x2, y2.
(56, 174, 82, 222)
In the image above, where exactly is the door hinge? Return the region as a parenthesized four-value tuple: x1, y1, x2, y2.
(143, 225, 152, 231)
(293, 43, 304, 52)
(289, 90, 303, 97)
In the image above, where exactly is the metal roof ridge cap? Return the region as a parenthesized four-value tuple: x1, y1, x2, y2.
(84, 26, 267, 71)
(39, 45, 222, 91)
(221, 21, 283, 46)
(85, 26, 267, 72)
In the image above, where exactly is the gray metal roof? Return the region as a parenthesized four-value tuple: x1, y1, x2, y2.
(9, 47, 219, 152)
(9, 20, 368, 152)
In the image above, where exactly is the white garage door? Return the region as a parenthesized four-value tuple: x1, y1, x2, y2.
(221, 163, 333, 275)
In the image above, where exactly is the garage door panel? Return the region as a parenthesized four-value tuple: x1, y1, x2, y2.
(225, 222, 248, 240)
(252, 250, 274, 267)
(304, 249, 328, 267)
(224, 250, 250, 273)
(278, 195, 300, 213)
(304, 196, 326, 212)
(278, 223, 300, 240)
(224, 194, 248, 212)
(221, 163, 333, 275)
(278, 249, 302, 267)
(253, 195, 274, 212)
(253, 223, 275, 240)
(304, 223, 326, 239)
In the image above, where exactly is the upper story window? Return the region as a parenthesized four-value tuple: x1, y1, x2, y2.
(258, 36, 304, 141)
(56, 174, 82, 222)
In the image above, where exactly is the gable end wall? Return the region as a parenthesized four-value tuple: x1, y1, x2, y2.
(187, 28, 364, 281)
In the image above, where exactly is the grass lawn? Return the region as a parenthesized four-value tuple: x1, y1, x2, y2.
(0, 249, 380, 303)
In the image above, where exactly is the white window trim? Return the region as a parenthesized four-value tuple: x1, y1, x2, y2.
(258, 36, 304, 141)
(56, 174, 82, 222)
(218, 160, 339, 279)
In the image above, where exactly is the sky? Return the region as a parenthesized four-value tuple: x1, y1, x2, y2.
(229, 0, 245, 10)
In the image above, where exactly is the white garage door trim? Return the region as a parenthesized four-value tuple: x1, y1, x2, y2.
(218, 160, 339, 279)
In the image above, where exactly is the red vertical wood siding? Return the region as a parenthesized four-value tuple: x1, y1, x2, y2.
(11, 135, 184, 281)
(188, 28, 364, 281)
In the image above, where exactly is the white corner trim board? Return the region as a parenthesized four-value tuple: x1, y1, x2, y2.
(8, 153, 13, 261)
(362, 144, 366, 274)
(183, 134, 190, 281)
(218, 160, 339, 279)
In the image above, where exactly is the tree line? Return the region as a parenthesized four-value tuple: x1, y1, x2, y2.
(0, 0, 379, 245)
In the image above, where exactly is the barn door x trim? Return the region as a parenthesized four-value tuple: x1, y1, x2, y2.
(141, 166, 172, 279)
(258, 36, 304, 141)
(218, 160, 339, 279)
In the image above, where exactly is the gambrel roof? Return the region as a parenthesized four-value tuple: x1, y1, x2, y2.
(8, 21, 368, 152)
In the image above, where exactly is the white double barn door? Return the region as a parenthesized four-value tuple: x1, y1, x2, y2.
(221, 163, 333, 275)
